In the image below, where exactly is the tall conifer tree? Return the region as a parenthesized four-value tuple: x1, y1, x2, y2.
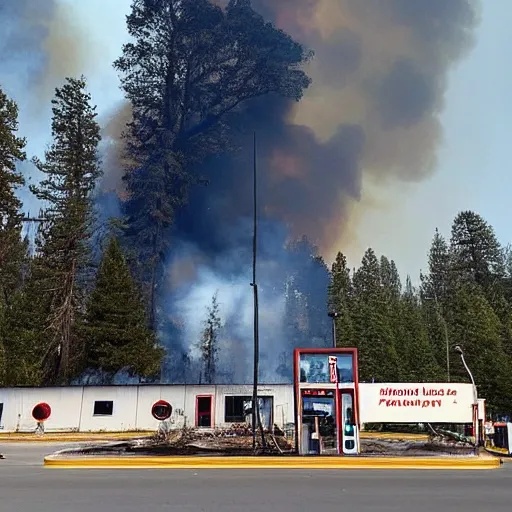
(29, 76, 102, 384)
(0, 87, 27, 384)
(82, 237, 163, 382)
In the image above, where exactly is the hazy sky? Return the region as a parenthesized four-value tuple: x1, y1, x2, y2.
(9, 0, 510, 282)
(344, 0, 512, 280)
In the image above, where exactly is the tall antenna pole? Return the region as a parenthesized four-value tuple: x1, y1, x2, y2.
(251, 132, 265, 451)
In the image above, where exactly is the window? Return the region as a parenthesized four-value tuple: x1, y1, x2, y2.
(224, 396, 274, 428)
(299, 353, 354, 383)
(225, 396, 247, 423)
(0, 403, 3, 425)
(93, 401, 114, 416)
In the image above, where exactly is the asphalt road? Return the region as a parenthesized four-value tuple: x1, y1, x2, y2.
(0, 443, 509, 512)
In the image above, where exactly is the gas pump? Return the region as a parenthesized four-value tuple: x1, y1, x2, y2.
(340, 391, 358, 455)
(295, 348, 360, 456)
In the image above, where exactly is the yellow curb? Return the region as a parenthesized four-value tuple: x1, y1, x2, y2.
(43, 455, 502, 470)
(486, 448, 511, 458)
(0, 432, 153, 443)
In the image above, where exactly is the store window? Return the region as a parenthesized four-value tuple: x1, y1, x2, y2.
(299, 353, 354, 383)
(93, 401, 114, 416)
(224, 396, 273, 428)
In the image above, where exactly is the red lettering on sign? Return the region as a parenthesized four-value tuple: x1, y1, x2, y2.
(378, 398, 444, 408)
(378, 386, 459, 404)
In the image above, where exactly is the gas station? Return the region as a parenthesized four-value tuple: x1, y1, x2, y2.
(294, 348, 360, 455)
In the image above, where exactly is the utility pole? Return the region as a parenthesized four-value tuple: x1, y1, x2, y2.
(251, 132, 265, 451)
(328, 311, 340, 348)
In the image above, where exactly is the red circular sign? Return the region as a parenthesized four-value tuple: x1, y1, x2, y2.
(32, 402, 52, 422)
(151, 400, 172, 421)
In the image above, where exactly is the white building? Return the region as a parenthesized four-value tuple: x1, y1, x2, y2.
(0, 382, 476, 433)
(0, 384, 294, 433)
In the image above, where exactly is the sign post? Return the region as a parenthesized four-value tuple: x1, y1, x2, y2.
(328, 356, 340, 455)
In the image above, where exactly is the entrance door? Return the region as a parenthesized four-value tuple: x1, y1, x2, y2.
(300, 390, 338, 455)
(196, 396, 212, 428)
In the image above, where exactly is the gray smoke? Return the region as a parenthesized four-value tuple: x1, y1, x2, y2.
(0, 0, 89, 107)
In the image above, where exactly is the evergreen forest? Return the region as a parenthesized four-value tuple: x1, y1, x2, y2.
(1, 1, 509, 418)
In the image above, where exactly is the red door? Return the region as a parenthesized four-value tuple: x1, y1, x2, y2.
(196, 396, 213, 428)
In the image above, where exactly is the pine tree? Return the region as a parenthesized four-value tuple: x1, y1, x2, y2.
(328, 252, 355, 348)
(0, 87, 29, 380)
(352, 248, 399, 382)
(82, 237, 163, 382)
(421, 228, 452, 304)
(397, 277, 441, 382)
(29, 76, 102, 384)
(2, 258, 47, 386)
(450, 211, 504, 294)
(199, 292, 222, 385)
(114, 0, 312, 327)
(420, 295, 451, 381)
(380, 256, 401, 300)
(420, 228, 454, 379)
(448, 283, 512, 413)
(0, 87, 27, 305)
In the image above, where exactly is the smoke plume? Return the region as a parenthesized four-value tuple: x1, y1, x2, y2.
(249, 0, 479, 251)
(107, 0, 480, 249)
(102, 1, 481, 383)
(0, 0, 90, 108)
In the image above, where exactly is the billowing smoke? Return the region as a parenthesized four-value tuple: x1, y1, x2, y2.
(247, 0, 480, 251)
(32, 0, 476, 384)
(0, 0, 90, 108)
(105, 0, 480, 245)
(149, 0, 480, 383)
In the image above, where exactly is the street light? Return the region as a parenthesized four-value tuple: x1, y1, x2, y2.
(454, 345, 479, 449)
(328, 311, 340, 348)
(454, 345, 476, 390)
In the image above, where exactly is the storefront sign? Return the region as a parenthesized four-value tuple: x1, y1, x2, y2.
(328, 356, 338, 383)
(359, 383, 475, 424)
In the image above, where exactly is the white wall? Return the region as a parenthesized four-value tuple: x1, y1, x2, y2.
(0, 387, 83, 432)
(79, 387, 138, 432)
(136, 386, 187, 431)
(0, 384, 296, 433)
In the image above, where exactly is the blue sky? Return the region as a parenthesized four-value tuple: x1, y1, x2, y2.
(8, 0, 510, 282)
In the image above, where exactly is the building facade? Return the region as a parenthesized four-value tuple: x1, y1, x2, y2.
(0, 381, 477, 435)
(0, 384, 295, 433)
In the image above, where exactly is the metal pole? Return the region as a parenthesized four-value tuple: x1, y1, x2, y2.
(460, 353, 476, 389)
(328, 312, 339, 349)
(455, 346, 478, 451)
(251, 132, 265, 451)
